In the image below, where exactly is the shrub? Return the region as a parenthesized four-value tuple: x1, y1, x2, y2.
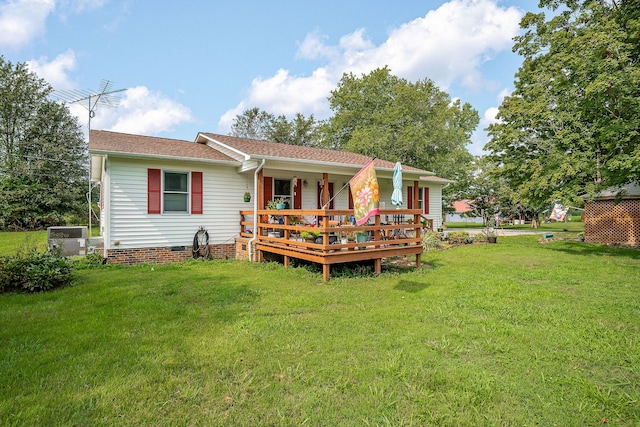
(422, 230, 442, 252)
(447, 231, 471, 245)
(73, 252, 106, 270)
(0, 249, 73, 293)
(473, 232, 487, 243)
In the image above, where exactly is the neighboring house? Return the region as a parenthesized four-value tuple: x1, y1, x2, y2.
(583, 183, 640, 246)
(89, 130, 452, 264)
(445, 199, 483, 224)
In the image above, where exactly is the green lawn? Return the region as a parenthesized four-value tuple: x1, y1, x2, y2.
(1, 234, 638, 425)
(0, 230, 47, 256)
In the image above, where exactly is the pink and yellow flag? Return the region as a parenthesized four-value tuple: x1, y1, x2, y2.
(349, 159, 380, 225)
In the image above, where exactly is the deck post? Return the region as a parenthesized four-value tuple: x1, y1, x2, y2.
(374, 258, 381, 276)
(323, 264, 330, 282)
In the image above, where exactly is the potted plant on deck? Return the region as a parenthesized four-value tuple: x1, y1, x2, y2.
(356, 231, 368, 249)
(274, 197, 287, 210)
(301, 230, 320, 244)
(346, 234, 356, 250)
(243, 191, 251, 202)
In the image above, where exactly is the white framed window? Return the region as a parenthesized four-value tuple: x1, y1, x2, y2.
(148, 169, 203, 215)
(163, 171, 189, 212)
(274, 178, 292, 208)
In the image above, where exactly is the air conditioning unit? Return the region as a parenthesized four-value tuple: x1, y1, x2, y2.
(47, 226, 88, 256)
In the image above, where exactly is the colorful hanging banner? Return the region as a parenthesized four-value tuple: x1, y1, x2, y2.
(349, 159, 380, 225)
(549, 204, 569, 221)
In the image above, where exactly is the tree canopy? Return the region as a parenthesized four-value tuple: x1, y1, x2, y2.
(485, 0, 640, 206)
(0, 56, 87, 229)
(230, 107, 320, 146)
(321, 67, 478, 198)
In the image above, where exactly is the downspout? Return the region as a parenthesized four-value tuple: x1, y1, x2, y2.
(248, 158, 266, 262)
(102, 154, 109, 259)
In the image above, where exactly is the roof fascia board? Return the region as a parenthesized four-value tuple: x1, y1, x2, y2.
(253, 155, 431, 177)
(89, 150, 240, 166)
(197, 133, 250, 161)
(420, 176, 454, 184)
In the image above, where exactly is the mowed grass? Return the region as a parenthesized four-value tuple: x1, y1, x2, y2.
(1, 234, 638, 425)
(0, 230, 47, 256)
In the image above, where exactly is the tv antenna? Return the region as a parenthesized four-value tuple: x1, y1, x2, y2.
(53, 80, 127, 240)
(53, 79, 126, 132)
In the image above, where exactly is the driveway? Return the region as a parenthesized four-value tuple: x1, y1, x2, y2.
(445, 228, 547, 237)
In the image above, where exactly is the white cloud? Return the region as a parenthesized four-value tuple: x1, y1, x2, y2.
(296, 31, 337, 61)
(483, 106, 500, 126)
(0, 0, 55, 50)
(87, 86, 193, 136)
(26, 49, 77, 90)
(218, 0, 522, 132)
(496, 87, 511, 103)
(27, 53, 193, 137)
(218, 67, 336, 132)
(59, 0, 107, 14)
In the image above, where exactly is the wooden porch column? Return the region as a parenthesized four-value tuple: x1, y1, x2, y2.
(323, 264, 330, 282)
(258, 169, 265, 210)
(374, 258, 381, 276)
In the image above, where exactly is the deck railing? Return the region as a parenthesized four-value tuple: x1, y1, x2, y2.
(239, 208, 432, 280)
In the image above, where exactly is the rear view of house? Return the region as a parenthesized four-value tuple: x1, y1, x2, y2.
(89, 130, 451, 277)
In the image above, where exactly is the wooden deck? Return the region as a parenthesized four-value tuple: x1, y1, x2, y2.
(240, 209, 429, 281)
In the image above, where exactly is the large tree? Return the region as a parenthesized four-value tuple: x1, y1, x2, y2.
(486, 0, 640, 207)
(321, 67, 478, 196)
(0, 57, 87, 229)
(230, 107, 320, 146)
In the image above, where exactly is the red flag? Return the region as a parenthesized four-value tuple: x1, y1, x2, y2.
(349, 159, 380, 225)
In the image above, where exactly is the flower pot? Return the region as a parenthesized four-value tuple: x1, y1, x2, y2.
(244, 197, 251, 202)
(356, 233, 367, 249)
(276, 203, 285, 210)
(487, 236, 497, 244)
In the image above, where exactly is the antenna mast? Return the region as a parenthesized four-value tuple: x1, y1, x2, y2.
(53, 80, 126, 239)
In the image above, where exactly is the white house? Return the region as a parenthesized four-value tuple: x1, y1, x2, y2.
(89, 130, 451, 266)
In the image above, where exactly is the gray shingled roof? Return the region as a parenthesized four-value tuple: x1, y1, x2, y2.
(89, 130, 237, 163)
(590, 182, 640, 199)
(89, 130, 444, 180)
(198, 132, 433, 175)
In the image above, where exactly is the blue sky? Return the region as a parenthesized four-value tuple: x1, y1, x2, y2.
(1, 0, 540, 155)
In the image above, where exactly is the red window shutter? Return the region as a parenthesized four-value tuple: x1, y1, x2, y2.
(191, 172, 203, 214)
(423, 187, 430, 214)
(148, 168, 161, 214)
(263, 176, 273, 208)
(293, 178, 302, 209)
(407, 186, 414, 209)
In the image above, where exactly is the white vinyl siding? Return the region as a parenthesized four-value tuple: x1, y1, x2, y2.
(104, 157, 249, 249)
(102, 159, 445, 250)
